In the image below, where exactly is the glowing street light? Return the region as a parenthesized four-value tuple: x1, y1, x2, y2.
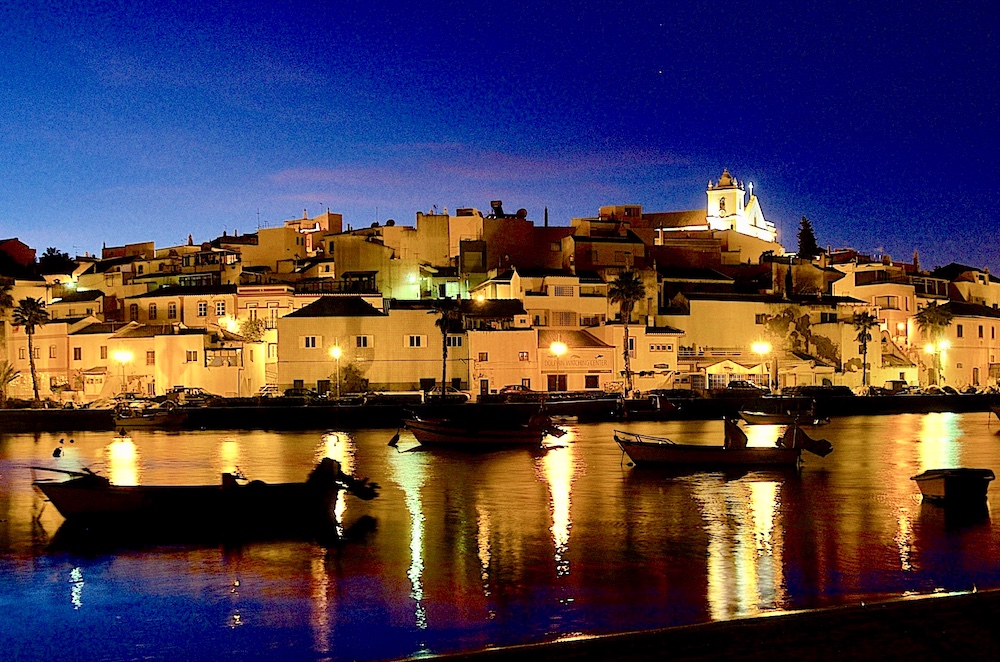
(112, 349, 133, 394)
(550, 341, 567, 392)
(751, 341, 772, 390)
(923, 339, 950, 385)
(329, 345, 342, 400)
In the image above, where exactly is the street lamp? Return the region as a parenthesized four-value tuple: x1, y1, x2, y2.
(550, 341, 567, 392)
(923, 339, 950, 385)
(751, 341, 772, 391)
(112, 349, 133, 395)
(329, 345, 342, 400)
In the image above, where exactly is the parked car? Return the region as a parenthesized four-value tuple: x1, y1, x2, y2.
(284, 387, 320, 399)
(500, 384, 535, 394)
(162, 386, 221, 407)
(725, 380, 769, 393)
(425, 386, 471, 403)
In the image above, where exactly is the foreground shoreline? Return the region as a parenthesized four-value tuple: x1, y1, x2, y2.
(428, 588, 1000, 661)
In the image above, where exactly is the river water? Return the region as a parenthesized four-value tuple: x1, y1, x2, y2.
(3, 413, 1000, 661)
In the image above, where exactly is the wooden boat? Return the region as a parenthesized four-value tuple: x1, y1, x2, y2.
(739, 410, 830, 426)
(614, 420, 832, 468)
(404, 411, 564, 446)
(614, 430, 803, 467)
(113, 406, 188, 429)
(32, 458, 378, 526)
(911, 468, 995, 504)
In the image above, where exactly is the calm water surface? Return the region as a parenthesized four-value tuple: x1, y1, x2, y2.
(3, 413, 1000, 660)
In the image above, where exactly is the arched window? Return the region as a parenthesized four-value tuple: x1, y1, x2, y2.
(148, 303, 157, 320)
(719, 198, 726, 214)
(129, 304, 139, 321)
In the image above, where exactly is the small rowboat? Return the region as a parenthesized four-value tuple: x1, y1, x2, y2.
(911, 468, 995, 505)
(614, 430, 803, 468)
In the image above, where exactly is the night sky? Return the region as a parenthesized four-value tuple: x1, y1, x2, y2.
(2, 1, 997, 271)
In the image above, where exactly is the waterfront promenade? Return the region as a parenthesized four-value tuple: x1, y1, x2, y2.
(436, 588, 1000, 661)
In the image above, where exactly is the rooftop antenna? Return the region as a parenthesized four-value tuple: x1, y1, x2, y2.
(256, 208, 260, 231)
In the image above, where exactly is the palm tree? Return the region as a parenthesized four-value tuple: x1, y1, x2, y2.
(608, 269, 646, 397)
(915, 302, 954, 385)
(12, 297, 49, 402)
(0, 360, 20, 407)
(853, 311, 879, 387)
(432, 297, 462, 401)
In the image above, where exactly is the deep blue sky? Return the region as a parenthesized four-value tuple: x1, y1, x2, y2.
(2, 1, 997, 271)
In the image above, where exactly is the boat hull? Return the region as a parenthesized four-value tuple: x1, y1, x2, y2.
(615, 432, 801, 467)
(114, 409, 188, 429)
(911, 468, 995, 504)
(739, 411, 828, 426)
(406, 417, 547, 445)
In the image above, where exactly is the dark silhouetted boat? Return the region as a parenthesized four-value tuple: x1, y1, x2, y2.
(911, 468, 995, 505)
(404, 409, 564, 446)
(32, 458, 378, 529)
(615, 419, 832, 468)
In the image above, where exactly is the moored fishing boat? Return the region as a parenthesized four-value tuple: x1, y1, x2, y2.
(32, 458, 378, 527)
(403, 409, 564, 446)
(614, 419, 832, 468)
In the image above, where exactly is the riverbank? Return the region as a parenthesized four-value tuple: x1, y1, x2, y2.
(0, 392, 995, 433)
(430, 588, 1000, 661)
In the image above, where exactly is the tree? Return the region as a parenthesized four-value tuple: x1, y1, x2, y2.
(341, 362, 369, 394)
(853, 311, 879, 387)
(915, 302, 954, 385)
(0, 360, 20, 407)
(431, 297, 463, 400)
(12, 297, 49, 402)
(797, 216, 821, 260)
(238, 317, 268, 342)
(37, 247, 76, 275)
(608, 269, 646, 397)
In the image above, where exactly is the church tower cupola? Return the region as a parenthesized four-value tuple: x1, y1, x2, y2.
(705, 168, 777, 243)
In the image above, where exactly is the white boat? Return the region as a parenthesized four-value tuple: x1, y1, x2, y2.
(739, 410, 830, 426)
(911, 468, 995, 504)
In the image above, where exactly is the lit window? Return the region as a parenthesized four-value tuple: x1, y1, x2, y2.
(518, 351, 529, 361)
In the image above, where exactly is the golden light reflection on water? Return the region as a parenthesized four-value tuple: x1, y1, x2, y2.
(538, 445, 576, 578)
(918, 412, 962, 471)
(319, 432, 356, 535)
(389, 448, 429, 630)
(692, 475, 786, 620)
(744, 424, 782, 447)
(218, 438, 242, 475)
(105, 438, 139, 486)
(476, 505, 493, 605)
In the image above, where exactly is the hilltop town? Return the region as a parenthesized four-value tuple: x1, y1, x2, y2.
(1, 169, 996, 404)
